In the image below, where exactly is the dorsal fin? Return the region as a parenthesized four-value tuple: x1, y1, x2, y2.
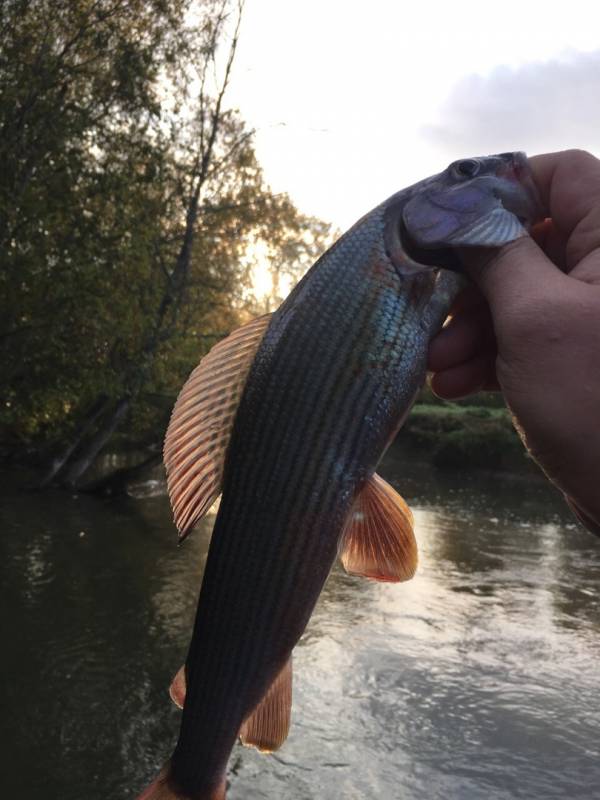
(164, 314, 272, 540)
(338, 473, 417, 582)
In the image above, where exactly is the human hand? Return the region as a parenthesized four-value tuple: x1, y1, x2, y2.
(428, 149, 600, 533)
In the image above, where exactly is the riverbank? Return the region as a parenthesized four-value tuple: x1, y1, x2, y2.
(402, 401, 537, 474)
(1, 395, 540, 488)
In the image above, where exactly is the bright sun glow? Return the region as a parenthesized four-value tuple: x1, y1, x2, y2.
(248, 241, 274, 299)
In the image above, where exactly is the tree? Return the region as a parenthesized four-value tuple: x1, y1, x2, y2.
(0, 0, 332, 488)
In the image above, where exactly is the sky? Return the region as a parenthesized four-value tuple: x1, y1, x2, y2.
(225, 0, 600, 230)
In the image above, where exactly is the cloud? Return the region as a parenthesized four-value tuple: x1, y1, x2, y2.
(422, 50, 600, 157)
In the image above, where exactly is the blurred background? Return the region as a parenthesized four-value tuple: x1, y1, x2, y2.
(1, 1, 600, 798)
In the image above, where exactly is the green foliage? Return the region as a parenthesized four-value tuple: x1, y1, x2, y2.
(0, 1, 332, 456)
(416, 383, 506, 409)
(403, 404, 532, 472)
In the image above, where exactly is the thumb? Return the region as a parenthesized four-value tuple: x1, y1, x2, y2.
(458, 235, 565, 320)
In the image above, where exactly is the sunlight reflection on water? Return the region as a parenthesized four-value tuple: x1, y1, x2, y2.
(2, 452, 600, 799)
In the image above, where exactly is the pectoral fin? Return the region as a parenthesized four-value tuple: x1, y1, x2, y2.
(239, 656, 293, 753)
(163, 314, 272, 540)
(339, 473, 417, 582)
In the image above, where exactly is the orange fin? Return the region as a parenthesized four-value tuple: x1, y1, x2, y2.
(239, 656, 293, 753)
(339, 472, 417, 582)
(135, 762, 225, 799)
(169, 665, 186, 709)
(168, 658, 292, 752)
(163, 314, 272, 540)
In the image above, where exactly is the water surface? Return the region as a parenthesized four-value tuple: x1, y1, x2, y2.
(2, 451, 600, 799)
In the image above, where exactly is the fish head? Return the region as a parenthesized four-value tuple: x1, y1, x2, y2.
(386, 152, 544, 273)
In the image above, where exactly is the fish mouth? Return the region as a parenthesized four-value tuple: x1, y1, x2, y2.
(495, 151, 545, 228)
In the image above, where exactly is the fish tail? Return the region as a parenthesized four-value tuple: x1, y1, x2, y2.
(136, 762, 226, 800)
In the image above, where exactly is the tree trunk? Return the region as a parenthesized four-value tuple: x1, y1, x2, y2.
(38, 393, 109, 487)
(62, 397, 130, 488)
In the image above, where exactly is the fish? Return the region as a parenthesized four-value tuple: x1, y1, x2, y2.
(136, 152, 542, 799)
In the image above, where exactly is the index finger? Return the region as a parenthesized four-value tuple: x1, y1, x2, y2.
(529, 149, 600, 236)
(530, 149, 600, 274)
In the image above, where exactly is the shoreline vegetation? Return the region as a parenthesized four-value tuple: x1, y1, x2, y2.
(0, 387, 541, 493)
(402, 387, 539, 475)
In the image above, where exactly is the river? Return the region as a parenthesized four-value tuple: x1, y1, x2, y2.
(2, 449, 600, 799)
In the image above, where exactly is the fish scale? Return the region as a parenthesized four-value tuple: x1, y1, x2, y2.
(138, 152, 543, 800)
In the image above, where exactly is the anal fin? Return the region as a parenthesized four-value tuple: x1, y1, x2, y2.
(168, 658, 293, 754)
(239, 656, 293, 753)
(339, 472, 417, 582)
(169, 665, 186, 709)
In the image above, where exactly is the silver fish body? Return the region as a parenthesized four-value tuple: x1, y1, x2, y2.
(139, 152, 542, 800)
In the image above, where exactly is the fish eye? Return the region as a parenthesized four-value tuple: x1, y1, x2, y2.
(452, 158, 480, 179)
